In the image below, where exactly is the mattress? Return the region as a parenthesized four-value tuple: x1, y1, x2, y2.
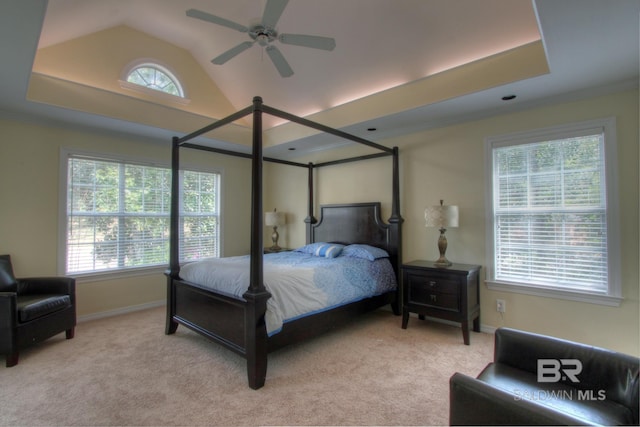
(179, 249, 397, 335)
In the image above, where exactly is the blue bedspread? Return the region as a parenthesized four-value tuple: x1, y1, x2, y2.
(179, 251, 397, 335)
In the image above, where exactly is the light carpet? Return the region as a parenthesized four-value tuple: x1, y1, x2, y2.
(0, 307, 493, 426)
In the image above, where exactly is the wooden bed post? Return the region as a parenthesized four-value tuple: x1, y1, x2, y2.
(388, 146, 403, 315)
(165, 136, 180, 335)
(305, 162, 317, 243)
(243, 96, 271, 389)
(390, 147, 401, 223)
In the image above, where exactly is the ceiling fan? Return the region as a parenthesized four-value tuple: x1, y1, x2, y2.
(186, 0, 336, 78)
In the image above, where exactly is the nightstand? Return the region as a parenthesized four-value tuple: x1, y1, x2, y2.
(401, 260, 481, 345)
(263, 247, 291, 254)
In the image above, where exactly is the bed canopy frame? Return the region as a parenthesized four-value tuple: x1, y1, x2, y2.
(166, 96, 402, 389)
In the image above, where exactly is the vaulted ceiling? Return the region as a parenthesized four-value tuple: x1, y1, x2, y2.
(1, 0, 638, 159)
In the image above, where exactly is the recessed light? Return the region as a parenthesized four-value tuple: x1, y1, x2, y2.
(501, 95, 516, 101)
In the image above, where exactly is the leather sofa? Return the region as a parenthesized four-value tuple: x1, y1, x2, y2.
(0, 255, 76, 367)
(450, 327, 639, 425)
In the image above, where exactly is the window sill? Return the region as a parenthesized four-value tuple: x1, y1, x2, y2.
(486, 280, 623, 307)
(118, 80, 191, 105)
(69, 266, 167, 283)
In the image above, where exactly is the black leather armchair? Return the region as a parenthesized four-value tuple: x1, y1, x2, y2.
(0, 255, 76, 367)
(450, 327, 639, 426)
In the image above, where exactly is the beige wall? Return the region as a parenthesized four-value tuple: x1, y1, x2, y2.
(30, 25, 252, 146)
(0, 118, 252, 318)
(266, 88, 639, 356)
(1, 88, 637, 355)
(32, 25, 236, 122)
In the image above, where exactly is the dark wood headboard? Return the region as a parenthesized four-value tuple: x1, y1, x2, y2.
(309, 202, 401, 276)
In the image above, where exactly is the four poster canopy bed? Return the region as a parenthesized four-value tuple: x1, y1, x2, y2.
(165, 97, 402, 389)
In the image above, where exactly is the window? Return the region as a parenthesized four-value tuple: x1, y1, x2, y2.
(63, 153, 219, 275)
(485, 118, 621, 305)
(125, 63, 184, 97)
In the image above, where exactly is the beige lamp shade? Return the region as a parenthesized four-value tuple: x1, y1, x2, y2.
(424, 203, 459, 229)
(265, 211, 286, 227)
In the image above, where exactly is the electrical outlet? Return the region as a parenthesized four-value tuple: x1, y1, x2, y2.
(496, 299, 506, 313)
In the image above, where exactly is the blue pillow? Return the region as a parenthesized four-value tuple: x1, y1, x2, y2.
(294, 242, 327, 254)
(341, 244, 389, 261)
(294, 242, 345, 258)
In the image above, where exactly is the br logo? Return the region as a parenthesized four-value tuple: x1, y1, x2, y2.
(537, 359, 582, 383)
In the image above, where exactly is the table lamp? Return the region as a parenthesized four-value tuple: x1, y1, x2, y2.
(265, 208, 286, 251)
(424, 200, 459, 267)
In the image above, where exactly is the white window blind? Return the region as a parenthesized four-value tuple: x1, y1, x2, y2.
(65, 155, 219, 275)
(180, 170, 219, 262)
(491, 128, 611, 295)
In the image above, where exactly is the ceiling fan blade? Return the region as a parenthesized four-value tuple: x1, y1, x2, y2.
(186, 9, 248, 33)
(262, 0, 289, 29)
(278, 34, 336, 51)
(265, 45, 294, 77)
(212, 41, 255, 65)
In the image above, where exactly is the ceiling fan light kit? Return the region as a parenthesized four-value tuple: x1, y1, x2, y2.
(186, 0, 336, 77)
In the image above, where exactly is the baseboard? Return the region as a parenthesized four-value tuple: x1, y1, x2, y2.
(78, 300, 165, 323)
(402, 311, 497, 335)
(480, 324, 497, 334)
(422, 316, 497, 335)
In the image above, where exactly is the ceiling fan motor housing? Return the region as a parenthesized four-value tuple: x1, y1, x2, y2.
(250, 25, 277, 46)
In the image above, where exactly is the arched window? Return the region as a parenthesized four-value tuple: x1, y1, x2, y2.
(125, 63, 184, 97)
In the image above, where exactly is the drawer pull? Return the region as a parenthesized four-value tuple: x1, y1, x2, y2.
(430, 294, 437, 302)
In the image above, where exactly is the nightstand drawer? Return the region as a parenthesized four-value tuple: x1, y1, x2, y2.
(409, 287, 459, 310)
(406, 274, 458, 294)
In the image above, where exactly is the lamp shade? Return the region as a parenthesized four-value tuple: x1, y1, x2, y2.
(265, 211, 286, 227)
(424, 204, 459, 228)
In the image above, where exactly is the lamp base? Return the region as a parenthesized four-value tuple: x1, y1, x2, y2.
(270, 226, 281, 251)
(433, 256, 452, 267)
(433, 227, 452, 267)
